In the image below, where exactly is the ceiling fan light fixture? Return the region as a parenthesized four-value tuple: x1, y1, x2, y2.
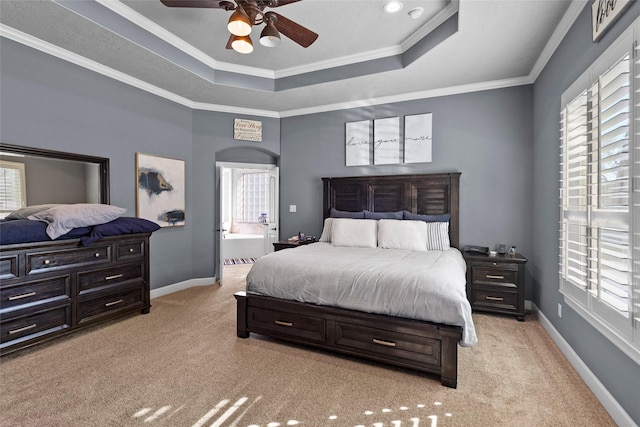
(260, 22, 281, 47)
(231, 35, 254, 54)
(227, 5, 252, 36)
(384, 1, 403, 14)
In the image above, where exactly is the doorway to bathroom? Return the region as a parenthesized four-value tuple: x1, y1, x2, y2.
(217, 162, 279, 283)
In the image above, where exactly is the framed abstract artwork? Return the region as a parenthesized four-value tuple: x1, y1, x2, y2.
(374, 116, 401, 165)
(345, 120, 371, 166)
(404, 113, 433, 163)
(135, 153, 185, 227)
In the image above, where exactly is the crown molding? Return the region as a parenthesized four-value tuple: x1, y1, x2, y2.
(528, 0, 585, 82)
(0, 25, 280, 119)
(400, 0, 459, 52)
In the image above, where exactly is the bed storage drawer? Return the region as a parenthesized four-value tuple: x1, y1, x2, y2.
(1, 276, 71, 311)
(27, 245, 111, 275)
(334, 321, 441, 367)
(1, 305, 71, 345)
(247, 307, 326, 344)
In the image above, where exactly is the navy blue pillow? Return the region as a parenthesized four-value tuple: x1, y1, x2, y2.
(81, 217, 160, 246)
(0, 219, 91, 245)
(330, 208, 365, 219)
(403, 210, 451, 223)
(364, 210, 403, 220)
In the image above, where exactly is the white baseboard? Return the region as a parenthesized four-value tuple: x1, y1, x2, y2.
(533, 304, 636, 427)
(150, 277, 218, 299)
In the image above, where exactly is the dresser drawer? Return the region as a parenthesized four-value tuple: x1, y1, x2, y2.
(471, 266, 518, 287)
(78, 286, 145, 324)
(1, 276, 71, 312)
(1, 305, 71, 345)
(27, 245, 111, 275)
(77, 263, 145, 295)
(116, 240, 145, 261)
(0, 254, 18, 279)
(334, 321, 440, 367)
(472, 288, 518, 311)
(248, 307, 325, 344)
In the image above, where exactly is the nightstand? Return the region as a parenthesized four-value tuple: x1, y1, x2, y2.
(273, 239, 315, 252)
(463, 251, 527, 321)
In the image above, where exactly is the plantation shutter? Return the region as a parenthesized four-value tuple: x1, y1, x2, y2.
(560, 51, 636, 337)
(0, 161, 26, 217)
(633, 42, 640, 329)
(560, 91, 590, 291)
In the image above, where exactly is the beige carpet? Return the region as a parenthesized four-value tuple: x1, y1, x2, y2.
(0, 264, 614, 426)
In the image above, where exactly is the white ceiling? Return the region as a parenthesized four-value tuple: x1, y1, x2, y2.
(0, 0, 581, 117)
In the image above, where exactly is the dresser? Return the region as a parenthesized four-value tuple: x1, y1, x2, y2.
(463, 251, 527, 321)
(0, 233, 151, 355)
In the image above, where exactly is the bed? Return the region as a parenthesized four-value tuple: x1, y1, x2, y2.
(0, 204, 160, 355)
(235, 173, 474, 388)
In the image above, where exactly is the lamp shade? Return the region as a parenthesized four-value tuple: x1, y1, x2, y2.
(260, 21, 281, 47)
(228, 6, 252, 36)
(231, 35, 254, 54)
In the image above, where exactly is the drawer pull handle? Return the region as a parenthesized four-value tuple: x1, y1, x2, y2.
(486, 274, 505, 280)
(8, 291, 37, 301)
(485, 296, 504, 302)
(94, 253, 101, 258)
(129, 248, 135, 253)
(372, 338, 396, 347)
(105, 274, 124, 281)
(9, 323, 37, 335)
(274, 320, 293, 327)
(105, 299, 124, 307)
(43, 259, 51, 265)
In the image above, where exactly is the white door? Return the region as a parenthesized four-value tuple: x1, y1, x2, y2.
(265, 166, 279, 253)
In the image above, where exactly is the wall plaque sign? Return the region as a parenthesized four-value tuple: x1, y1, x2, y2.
(234, 118, 262, 142)
(345, 120, 371, 166)
(592, 0, 632, 42)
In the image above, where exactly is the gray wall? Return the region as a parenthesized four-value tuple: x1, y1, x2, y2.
(280, 86, 534, 294)
(532, 2, 640, 424)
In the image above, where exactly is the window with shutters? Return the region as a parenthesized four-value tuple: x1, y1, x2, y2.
(559, 21, 640, 363)
(0, 160, 26, 219)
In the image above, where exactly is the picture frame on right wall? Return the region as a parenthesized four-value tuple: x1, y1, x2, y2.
(404, 113, 433, 163)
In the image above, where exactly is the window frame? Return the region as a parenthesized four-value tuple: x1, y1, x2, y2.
(559, 22, 640, 365)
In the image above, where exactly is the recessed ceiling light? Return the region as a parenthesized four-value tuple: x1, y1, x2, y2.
(408, 7, 424, 19)
(384, 1, 403, 14)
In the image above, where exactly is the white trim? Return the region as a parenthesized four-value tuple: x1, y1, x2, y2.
(400, 0, 459, 52)
(534, 304, 636, 427)
(0, 25, 280, 119)
(150, 277, 218, 299)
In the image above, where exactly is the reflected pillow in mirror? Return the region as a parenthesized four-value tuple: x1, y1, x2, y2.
(29, 203, 127, 239)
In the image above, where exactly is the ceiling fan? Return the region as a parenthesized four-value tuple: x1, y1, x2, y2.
(160, 0, 318, 54)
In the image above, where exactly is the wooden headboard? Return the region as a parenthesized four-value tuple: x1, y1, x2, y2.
(322, 173, 461, 248)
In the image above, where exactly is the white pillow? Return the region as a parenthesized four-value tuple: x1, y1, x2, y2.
(425, 221, 450, 250)
(28, 203, 127, 240)
(319, 217, 334, 243)
(330, 218, 377, 248)
(377, 219, 428, 251)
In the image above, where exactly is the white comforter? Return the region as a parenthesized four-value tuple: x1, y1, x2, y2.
(246, 243, 477, 346)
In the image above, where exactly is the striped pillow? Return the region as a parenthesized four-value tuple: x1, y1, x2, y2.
(425, 221, 450, 250)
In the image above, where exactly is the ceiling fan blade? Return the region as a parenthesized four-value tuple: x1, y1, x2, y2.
(272, 12, 318, 48)
(268, 0, 303, 7)
(160, 0, 225, 8)
(226, 34, 234, 49)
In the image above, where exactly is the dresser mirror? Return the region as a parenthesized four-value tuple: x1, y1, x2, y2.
(0, 143, 109, 215)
